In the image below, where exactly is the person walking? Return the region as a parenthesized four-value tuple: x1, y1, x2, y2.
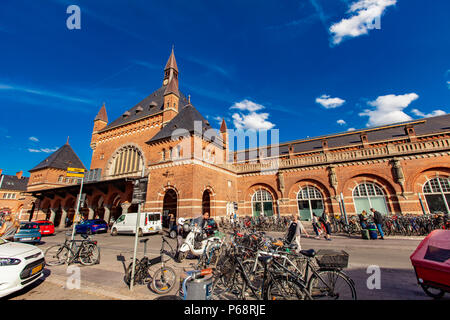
(321, 211, 332, 241)
(312, 213, 321, 239)
(370, 208, 385, 240)
(286, 215, 310, 252)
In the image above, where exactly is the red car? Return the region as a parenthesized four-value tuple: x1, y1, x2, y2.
(34, 220, 55, 236)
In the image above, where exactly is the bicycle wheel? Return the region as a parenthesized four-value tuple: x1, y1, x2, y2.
(152, 266, 176, 294)
(308, 269, 357, 300)
(44, 245, 73, 266)
(79, 243, 100, 266)
(266, 275, 310, 300)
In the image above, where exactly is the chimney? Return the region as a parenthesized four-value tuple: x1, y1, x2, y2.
(16, 171, 23, 179)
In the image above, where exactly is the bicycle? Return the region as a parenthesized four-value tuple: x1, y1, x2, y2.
(124, 236, 177, 294)
(45, 232, 100, 266)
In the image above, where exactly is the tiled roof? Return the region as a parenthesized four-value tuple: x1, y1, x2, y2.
(29, 144, 86, 172)
(146, 103, 222, 145)
(95, 104, 108, 122)
(234, 114, 450, 161)
(0, 174, 29, 191)
(100, 86, 190, 132)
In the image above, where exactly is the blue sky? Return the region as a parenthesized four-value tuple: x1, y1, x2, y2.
(0, 0, 449, 175)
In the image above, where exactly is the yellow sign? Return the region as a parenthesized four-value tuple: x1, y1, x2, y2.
(66, 173, 84, 178)
(67, 167, 85, 172)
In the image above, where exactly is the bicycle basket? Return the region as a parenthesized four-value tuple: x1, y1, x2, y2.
(315, 250, 349, 269)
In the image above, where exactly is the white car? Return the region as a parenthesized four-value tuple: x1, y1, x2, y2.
(0, 238, 45, 298)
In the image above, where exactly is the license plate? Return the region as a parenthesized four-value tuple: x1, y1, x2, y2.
(30, 264, 43, 275)
(21, 237, 32, 241)
(150, 227, 154, 230)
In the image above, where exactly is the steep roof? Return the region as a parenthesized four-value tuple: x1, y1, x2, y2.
(146, 104, 222, 145)
(165, 48, 178, 72)
(95, 104, 108, 122)
(100, 86, 190, 132)
(164, 78, 179, 97)
(220, 119, 227, 133)
(0, 174, 29, 191)
(234, 113, 450, 161)
(29, 143, 86, 172)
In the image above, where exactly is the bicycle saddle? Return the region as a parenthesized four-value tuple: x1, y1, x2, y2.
(80, 233, 89, 239)
(139, 238, 150, 243)
(300, 249, 316, 257)
(258, 255, 273, 265)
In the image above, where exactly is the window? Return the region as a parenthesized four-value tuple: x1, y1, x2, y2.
(353, 183, 388, 215)
(110, 146, 144, 176)
(423, 177, 450, 214)
(58, 176, 63, 182)
(252, 189, 274, 217)
(162, 149, 166, 161)
(297, 186, 323, 221)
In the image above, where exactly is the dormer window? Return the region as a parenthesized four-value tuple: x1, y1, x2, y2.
(122, 111, 130, 118)
(136, 106, 143, 114)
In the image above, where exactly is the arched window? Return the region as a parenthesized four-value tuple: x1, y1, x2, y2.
(353, 183, 388, 215)
(423, 177, 450, 214)
(110, 146, 144, 177)
(252, 189, 273, 217)
(297, 186, 323, 221)
(58, 175, 64, 183)
(162, 149, 166, 161)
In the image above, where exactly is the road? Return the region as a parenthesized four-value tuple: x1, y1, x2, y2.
(4, 228, 447, 300)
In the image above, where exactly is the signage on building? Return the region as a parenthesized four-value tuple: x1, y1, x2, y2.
(66, 167, 85, 178)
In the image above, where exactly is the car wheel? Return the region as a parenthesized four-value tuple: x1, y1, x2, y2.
(111, 228, 118, 236)
(169, 230, 177, 239)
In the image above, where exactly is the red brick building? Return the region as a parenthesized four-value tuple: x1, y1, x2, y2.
(28, 50, 450, 228)
(0, 169, 34, 220)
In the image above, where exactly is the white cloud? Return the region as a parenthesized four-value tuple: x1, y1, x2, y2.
(29, 136, 39, 142)
(359, 93, 418, 127)
(330, 0, 397, 45)
(230, 100, 275, 131)
(230, 99, 265, 112)
(337, 119, 346, 125)
(347, 128, 356, 131)
(316, 95, 346, 109)
(411, 109, 446, 118)
(28, 147, 58, 153)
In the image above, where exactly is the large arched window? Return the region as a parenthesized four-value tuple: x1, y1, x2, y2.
(423, 177, 450, 214)
(109, 146, 144, 177)
(252, 189, 273, 217)
(297, 186, 323, 221)
(353, 183, 389, 215)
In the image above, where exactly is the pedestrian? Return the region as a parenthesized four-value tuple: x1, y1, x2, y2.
(370, 208, 385, 240)
(286, 215, 309, 252)
(312, 213, 321, 239)
(0, 213, 20, 241)
(321, 211, 332, 241)
(168, 213, 174, 230)
(358, 210, 368, 229)
(175, 217, 185, 259)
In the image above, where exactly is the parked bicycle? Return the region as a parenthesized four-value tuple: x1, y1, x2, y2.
(124, 236, 177, 294)
(45, 232, 100, 266)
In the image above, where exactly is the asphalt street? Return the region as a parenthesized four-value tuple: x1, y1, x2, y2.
(5, 228, 447, 300)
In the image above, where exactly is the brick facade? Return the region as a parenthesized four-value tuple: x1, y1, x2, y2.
(27, 50, 450, 227)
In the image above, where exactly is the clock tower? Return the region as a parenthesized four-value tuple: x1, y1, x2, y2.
(163, 47, 178, 87)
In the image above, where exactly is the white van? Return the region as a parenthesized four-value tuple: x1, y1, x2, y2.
(110, 212, 162, 236)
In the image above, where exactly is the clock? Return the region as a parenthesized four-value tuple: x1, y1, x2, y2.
(163, 79, 168, 85)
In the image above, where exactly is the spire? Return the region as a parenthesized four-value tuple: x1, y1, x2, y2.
(164, 47, 178, 72)
(163, 47, 179, 86)
(66, 136, 70, 145)
(95, 103, 108, 122)
(220, 118, 227, 132)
